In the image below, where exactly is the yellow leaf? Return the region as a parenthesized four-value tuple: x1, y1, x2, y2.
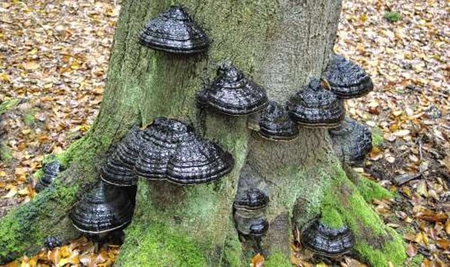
(22, 61, 40, 70)
(0, 72, 11, 82)
(2, 186, 18, 198)
(18, 187, 30, 196)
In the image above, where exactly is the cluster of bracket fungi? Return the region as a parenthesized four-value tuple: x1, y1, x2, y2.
(33, 4, 375, 259)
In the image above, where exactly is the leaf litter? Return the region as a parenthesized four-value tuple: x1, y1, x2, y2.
(1, 0, 449, 266)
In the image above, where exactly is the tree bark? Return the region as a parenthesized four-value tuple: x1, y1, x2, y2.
(0, 0, 407, 266)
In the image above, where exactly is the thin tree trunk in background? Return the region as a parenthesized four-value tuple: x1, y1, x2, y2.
(0, 0, 407, 266)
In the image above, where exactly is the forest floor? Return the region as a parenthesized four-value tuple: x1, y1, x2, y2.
(0, 0, 449, 266)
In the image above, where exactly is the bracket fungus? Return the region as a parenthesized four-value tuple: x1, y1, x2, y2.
(197, 63, 269, 116)
(286, 78, 345, 128)
(101, 154, 138, 186)
(301, 218, 355, 258)
(234, 188, 269, 211)
(329, 117, 372, 166)
(138, 5, 210, 54)
(115, 127, 144, 168)
(323, 54, 374, 99)
(258, 101, 299, 141)
(35, 160, 63, 192)
(69, 182, 134, 235)
(135, 117, 234, 185)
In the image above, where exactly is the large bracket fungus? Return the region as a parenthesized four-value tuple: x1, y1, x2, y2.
(101, 154, 138, 187)
(329, 117, 372, 166)
(138, 5, 210, 54)
(69, 182, 134, 235)
(323, 54, 374, 99)
(196, 63, 269, 116)
(258, 100, 299, 141)
(286, 78, 345, 128)
(301, 218, 355, 258)
(135, 117, 234, 185)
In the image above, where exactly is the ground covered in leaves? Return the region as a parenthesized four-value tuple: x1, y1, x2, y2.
(0, 0, 448, 266)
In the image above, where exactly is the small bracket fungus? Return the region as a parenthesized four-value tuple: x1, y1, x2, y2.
(196, 63, 269, 116)
(301, 218, 355, 258)
(69, 182, 134, 235)
(35, 159, 63, 192)
(135, 117, 234, 185)
(115, 127, 144, 168)
(258, 100, 299, 141)
(286, 78, 345, 128)
(329, 117, 372, 166)
(323, 54, 374, 99)
(234, 188, 269, 211)
(138, 5, 210, 54)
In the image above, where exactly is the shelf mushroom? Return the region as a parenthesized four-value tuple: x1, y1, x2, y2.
(286, 78, 345, 128)
(138, 5, 210, 54)
(135, 117, 234, 185)
(323, 54, 373, 99)
(197, 63, 269, 116)
(69, 182, 134, 236)
(329, 117, 372, 166)
(35, 159, 63, 192)
(258, 101, 299, 141)
(234, 188, 269, 211)
(115, 127, 144, 168)
(100, 154, 138, 186)
(301, 218, 355, 257)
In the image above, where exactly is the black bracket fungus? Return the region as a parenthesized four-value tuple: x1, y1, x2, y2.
(258, 100, 299, 141)
(138, 5, 210, 54)
(69, 182, 134, 235)
(300, 218, 355, 258)
(329, 117, 372, 167)
(286, 78, 345, 128)
(135, 117, 234, 185)
(196, 63, 269, 116)
(35, 159, 63, 192)
(323, 54, 374, 99)
(234, 188, 269, 211)
(101, 154, 138, 186)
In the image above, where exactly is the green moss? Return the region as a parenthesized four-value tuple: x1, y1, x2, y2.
(355, 228, 406, 267)
(320, 206, 345, 228)
(264, 251, 292, 267)
(356, 178, 393, 202)
(0, 98, 20, 115)
(221, 228, 244, 267)
(371, 127, 384, 147)
(117, 222, 207, 267)
(0, 143, 13, 163)
(409, 254, 423, 267)
(22, 111, 35, 126)
(384, 11, 401, 23)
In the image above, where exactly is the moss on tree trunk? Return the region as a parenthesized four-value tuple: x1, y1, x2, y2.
(0, 0, 407, 266)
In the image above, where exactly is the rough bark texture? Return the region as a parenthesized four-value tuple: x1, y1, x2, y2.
(0, 0, 407, 266)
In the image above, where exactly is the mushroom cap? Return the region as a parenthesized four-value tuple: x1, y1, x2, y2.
(167, 137, 235, 184)
(198, 63, 269, 116)
(323, 54, 373, 99)
(234, 188, 269, 211)
(69, 182, 134, 234)
(259, 101, 299, 141)
(115, 127, 145, 168)
(35, 160, 63, 192)
(301, 218, 355, 257)
(234, 210, 269, 237)
(100, 154, 137, 186)
(135, 117, 235, 184)
(329, 117, 372, 166)
(138, 5, 209, 54)
(249, 218, 269, 237)
(286, 79, 345, 127)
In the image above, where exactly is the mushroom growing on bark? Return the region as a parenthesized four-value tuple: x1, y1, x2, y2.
(258, 101, 299, 141)
(301, 218, 355, 258)
(329, 117, 372, 166)
(69, 182, 134, 235)
(197, 63, 269, 116)
(100, 154, 138, 186)
(323, 54, 374, 99)
(35, 159, 63, 192)
(135, 117, 234, 184)
(138, 5, 210, 54)
(286, 78, 345, 128)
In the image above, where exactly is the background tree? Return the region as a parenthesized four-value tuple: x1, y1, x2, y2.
(0, 0, 407, 266)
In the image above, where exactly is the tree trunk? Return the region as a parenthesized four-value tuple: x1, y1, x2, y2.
(0, 0, 407, 266)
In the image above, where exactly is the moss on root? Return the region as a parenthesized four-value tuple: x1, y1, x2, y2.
(355, 177, 393, 202)
(264, 251, 292, 267)
(371, 126, 384, 148)
(320, 206, 345, 229)
(317, 167, 406, 267)
(116, 221, 208, 267)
